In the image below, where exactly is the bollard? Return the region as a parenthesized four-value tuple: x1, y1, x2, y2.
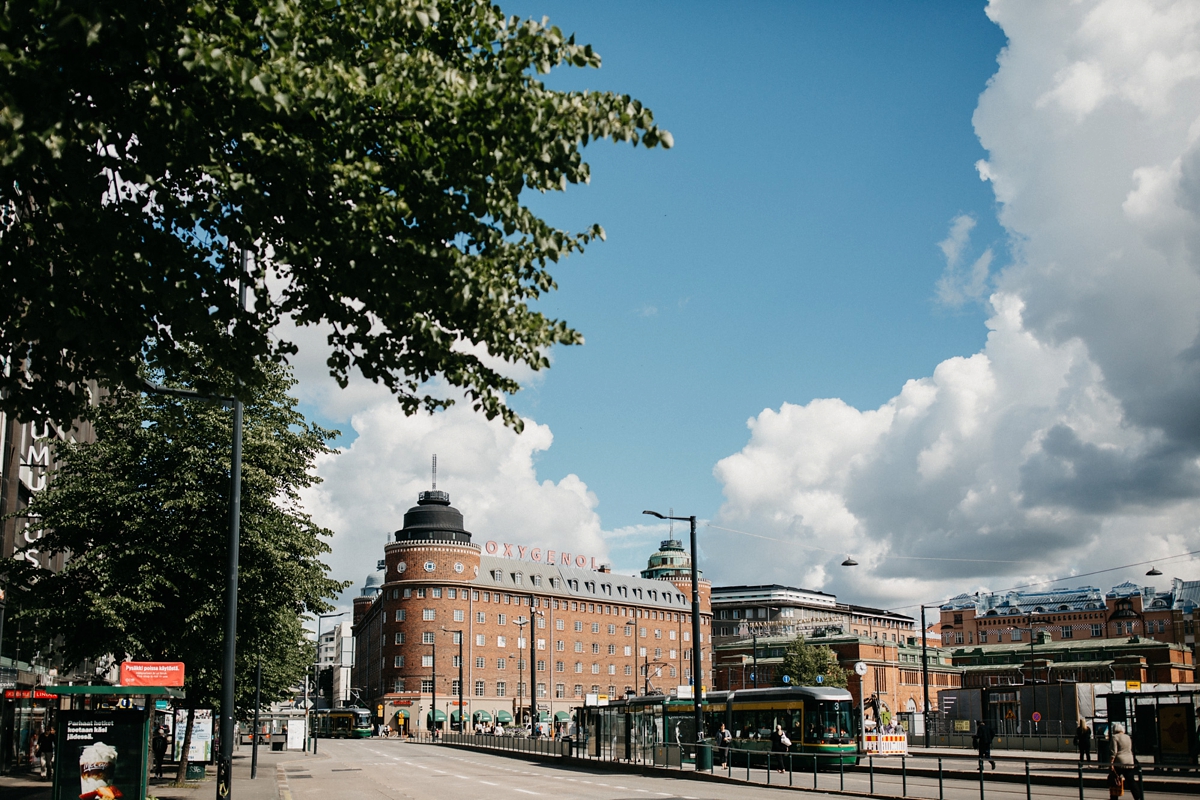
(747, 748, 751, 782)
(728, 747, 732, 778)
(767, 754, 771, 785)
(1078, 762, 1084, 800)
(811, 752, 816, 789)
(939, 757, 944, 800)
(978, 757, 986, 800)
(1025, 761, 1031, 800)
(870, 755, 874, 794)
(840, 753, 845, 791)
(902, 755, 907, 797)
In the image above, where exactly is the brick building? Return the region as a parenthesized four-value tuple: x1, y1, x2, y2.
(937, 580, 1200, 655)
(711, 584, 918, 646)
(351, 489, 714, 732)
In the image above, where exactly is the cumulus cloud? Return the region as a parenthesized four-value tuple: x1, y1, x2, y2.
(709, 0, 1200, 609)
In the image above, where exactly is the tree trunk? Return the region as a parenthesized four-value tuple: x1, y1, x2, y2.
(173, 707, 195, 786)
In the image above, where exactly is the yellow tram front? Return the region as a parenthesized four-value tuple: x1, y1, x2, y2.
(706, 686, 858, 768)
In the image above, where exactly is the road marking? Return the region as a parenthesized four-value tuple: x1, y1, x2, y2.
(479, 780, 499, 786)
(512, 790, 540, 796)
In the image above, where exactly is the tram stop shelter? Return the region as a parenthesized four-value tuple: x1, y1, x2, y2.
(46, 684, 185, 800)
(1104, 689, 1200, 767)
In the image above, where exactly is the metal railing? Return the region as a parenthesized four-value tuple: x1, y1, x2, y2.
(440, 733, 569, 757)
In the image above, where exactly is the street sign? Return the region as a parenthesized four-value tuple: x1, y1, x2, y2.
(782, 675, 791, 684)
(817, 675, 824, 684)
(119, 661, 185, 687)
(1031, 712, 1042, 722)
(1126, 680, 1142, 692)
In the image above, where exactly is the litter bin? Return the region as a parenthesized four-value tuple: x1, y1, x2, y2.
(186, 762, 206, 781)
(695, 743, 713, 772)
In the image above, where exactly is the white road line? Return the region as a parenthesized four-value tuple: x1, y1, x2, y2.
(479, 780, 499, 786)
(512, 790, 540, 796)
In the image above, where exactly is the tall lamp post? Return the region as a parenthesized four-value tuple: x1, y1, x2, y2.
(445, 629, 463, 733)
(514, 618, 529, 729)
(311, 611, 346, 755)
(643, 511, 703, 743)
(427, 639, 438, 739)
(528, 605, 543, 729)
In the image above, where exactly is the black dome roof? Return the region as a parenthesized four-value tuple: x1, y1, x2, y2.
(395, 490, 473, 544)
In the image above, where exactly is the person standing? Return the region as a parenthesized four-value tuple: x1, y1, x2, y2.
(152, 726, 168, 779)
(715, 723, 732, 767)
(972, 719, 996, 770)
(36, 730, 54, 780)
(1074, 720, 1092, 762)
(1110, 723, 1143, 800)
(770, 724, 788, 774)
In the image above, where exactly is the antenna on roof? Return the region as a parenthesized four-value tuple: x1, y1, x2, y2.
(668, 508, 674, 538)
(432, 453, 437, 490)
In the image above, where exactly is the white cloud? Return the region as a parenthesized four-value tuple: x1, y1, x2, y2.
(710, 0, 1200, 609)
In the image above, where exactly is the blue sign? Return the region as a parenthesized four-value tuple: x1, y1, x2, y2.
(817, 675, 824, 684)
(749, 672, 755, 682)
(782, 675, 791, 684)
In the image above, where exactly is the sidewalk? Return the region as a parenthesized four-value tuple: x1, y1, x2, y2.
(0, 747, 311, 800)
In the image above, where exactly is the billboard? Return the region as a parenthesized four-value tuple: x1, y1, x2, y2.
(53, 710, 148, 800)
(171, 709, 214, 762)
(119, 662, 185, 687)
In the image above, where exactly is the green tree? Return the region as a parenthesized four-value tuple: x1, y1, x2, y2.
(0, 0, 671, 427)
(778, 637, 849, 689)
(0, 360, 347, 717)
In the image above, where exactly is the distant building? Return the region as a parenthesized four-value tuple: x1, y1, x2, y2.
(711, 583, 917, 646)
(937, 580, 1199, 657)
(328, 620, 355, 707)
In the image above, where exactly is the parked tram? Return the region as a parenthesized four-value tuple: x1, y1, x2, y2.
(707, 687, 858, 768)
(311, 707, 373, 738)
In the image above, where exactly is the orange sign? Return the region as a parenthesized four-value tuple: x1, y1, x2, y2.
(119, 662, 185, 687)
(4, 689, 56, 699)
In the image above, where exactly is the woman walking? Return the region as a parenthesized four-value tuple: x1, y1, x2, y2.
(1109, 723, 1142, 800)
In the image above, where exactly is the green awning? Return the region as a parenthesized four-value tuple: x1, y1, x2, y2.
(427, 709, 447, 722)
(473, 710, 492, 722)
(554, 711, 571, 722)
(450, 711, 462, 722)
(495, 710, 513, 723)
(395, 709, 409, 719)
(47, 685, 185, 698)
(536, 711, 550, 722)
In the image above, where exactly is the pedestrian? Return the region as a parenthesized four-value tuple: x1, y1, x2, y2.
(1109, 723, 1142, 800)
(972, 719, 996, 770)
(770, 724, 789, 774)
(1074, 719, 1092, 762)
(716, 723, 732, 767)
(36, 730, 54, 780)
(152, 726, 168, 779)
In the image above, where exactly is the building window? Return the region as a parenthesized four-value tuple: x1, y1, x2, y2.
(476, 634, 485, 646)
(476, 657, 486, 669)
(575, 662, 583, 673)
(608, 664, 616, 675)
(532, 575, 542, 587)
(1011, 629, 1022, 642)
(394, 632, 405, 645)
(422, 631, 435, 644)
(556, 619, 565, 630)
(423, 609, 435, 621)
(537, 659, 546, 672)
(393, 679, 405, 692)
(624, 665, 632, 675)
(574, 685, 584, 698)
(654, 629, 662, 639)
(555, 683, 566, 698)
(451, 679, 461, 695)
(395, 610, 406, 622)
(394, 656, 404, 667)
(592, 643, 600, 654)
(497, 636, 507, 647)
(452, 655, 462, 668)
(556, 640, 565, 651)
(1061, 626, 1073, 639)
(421, 679, 434, 693)
(639, 627, 646, 637)
(608, 624, 616, 635)
(639, 647, 647, 657)
(431, 588, 442, 598)
(592, 623, 600, 633)
(403, 588, 412, 598)
(474, 681, 485, 696)
(496, 682, 506, 697)
(498, 614, 507, 625)
(477, 612, 486, 624)
(417, 588, 426, 598)
(608, 644, 616, 655)
(979, 631, 988, 644)
(497, 658, 507, 670)
(448, 588, 457, 599)
(654, 648, 662, 659)
(421, 655, 433, 668)
(591, 664, 600, 674)
(574, 642, 583, 653)
(574, 621, 583, 632)
(624, 646, 632, 656)
(555, 661, 565, 672)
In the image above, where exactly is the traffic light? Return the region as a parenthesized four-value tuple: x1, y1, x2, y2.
(377, 704, 384, 719)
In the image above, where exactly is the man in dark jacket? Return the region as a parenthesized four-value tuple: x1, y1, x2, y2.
(1073, 720, 1092, 762)
(972, 720, 996, 770)
(152, 726, 169, 779)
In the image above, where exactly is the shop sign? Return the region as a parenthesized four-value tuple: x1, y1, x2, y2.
(53, 710, 148, 800)
(119, 661, 185, 687)
(5, 689, 57, 699)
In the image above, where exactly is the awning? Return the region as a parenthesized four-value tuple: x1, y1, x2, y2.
(495, 710, 513, 723)
(536, 711, 550, 722)
(427, 709, 447, 722)
(554, 711, 571, 722)
(473, 710, 493, 722)
(450, 711, 462, 722)
(394, 709, 409, 719)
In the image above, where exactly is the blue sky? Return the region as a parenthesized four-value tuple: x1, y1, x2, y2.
(303, 2, 1200, 606)
(501, 1, 1007, 531)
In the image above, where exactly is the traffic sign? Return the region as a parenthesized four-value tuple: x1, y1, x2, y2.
(782, 675, 791, 684)
(1031, 712, 1042, 722)
(817, 675, 824, 684)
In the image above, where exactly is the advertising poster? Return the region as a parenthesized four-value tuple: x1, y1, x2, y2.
(286, 719, 306, 750)
(53, 710, 148, 800)
(172, 709, 214, 762)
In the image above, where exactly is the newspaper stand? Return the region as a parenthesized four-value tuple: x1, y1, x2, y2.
(46, 685, 185, 800)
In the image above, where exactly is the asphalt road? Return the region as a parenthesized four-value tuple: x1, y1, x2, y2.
(278, 738, 1187, 800)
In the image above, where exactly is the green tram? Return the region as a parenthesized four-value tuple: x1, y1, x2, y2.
(311, 707, 373, 738)
(577, 686, 856, 768)
(707, 687, 858, 768)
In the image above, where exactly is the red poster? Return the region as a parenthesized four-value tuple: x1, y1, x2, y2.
(4, 689, 57, 699)
(119, 662, 185, 687)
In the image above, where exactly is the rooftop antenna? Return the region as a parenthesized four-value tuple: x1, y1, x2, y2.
(432, 453, 437, 490)
(668, 508, 674, 538)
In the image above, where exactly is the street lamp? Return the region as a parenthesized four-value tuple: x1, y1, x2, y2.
(311, 611, 347, 755)
(514, 617, 529, 729)
(643, 510, 704, 743)
(444, 629, 463, 733)
(427, 639, 438, 740)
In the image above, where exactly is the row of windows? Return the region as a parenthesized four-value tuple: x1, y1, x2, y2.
(387, 587, 707, 624)
(393, 679, 626, 700)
